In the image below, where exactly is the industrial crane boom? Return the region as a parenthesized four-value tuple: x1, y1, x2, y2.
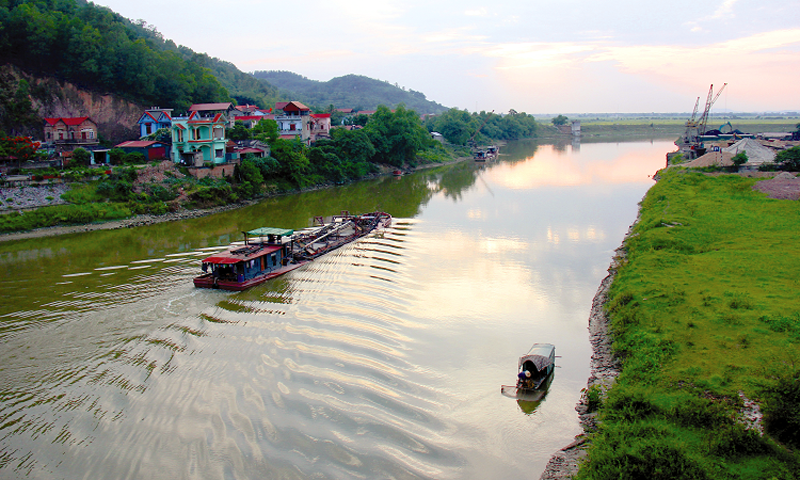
(698, 83, 727, 135)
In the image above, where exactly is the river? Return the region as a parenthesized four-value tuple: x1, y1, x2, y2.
(0, 139, 671, 479)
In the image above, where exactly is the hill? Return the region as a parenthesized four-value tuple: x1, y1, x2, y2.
(252, 71, 448, 114)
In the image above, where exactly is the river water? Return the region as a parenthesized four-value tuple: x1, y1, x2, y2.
(0, 139, 671, 479)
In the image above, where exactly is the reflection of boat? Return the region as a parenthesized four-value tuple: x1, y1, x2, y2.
(500, 343, 556, 398)
(509, 372, 554, 414)
(473, 145, 499, 162)
(193, 211, 392, 291)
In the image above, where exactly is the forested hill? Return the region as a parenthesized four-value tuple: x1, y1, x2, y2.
(253, 71, 448, 114)
(0, 0, 281, 135)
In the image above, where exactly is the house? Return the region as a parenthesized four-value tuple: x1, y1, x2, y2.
(115, 140, 169, 161)
(232, 114, 275, 129)
(170, 111, 229, 166)
(274, 101, 311, 142)
(43, 117, 99, 145)
(189, 103, 235, 127)
(138, 108, 173, 138)
(309, 113, 332, 142)
(335, 108, 354, 114)
(235, 140, 271, 158)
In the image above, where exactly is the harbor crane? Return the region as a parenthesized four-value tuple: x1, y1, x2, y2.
(468, 110, 494, 147)
(678, 83, 727, 158)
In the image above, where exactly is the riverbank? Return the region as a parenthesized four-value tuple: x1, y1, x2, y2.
(538, 231, 627, 480)
(541, 168, 800, 479)
(0, 155, 473, 243)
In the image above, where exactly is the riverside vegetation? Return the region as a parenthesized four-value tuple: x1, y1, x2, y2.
(576, 168, 800, 479)
(1, 103, 541, 233)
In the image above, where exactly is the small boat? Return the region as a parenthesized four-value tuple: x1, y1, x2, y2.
(473, 145, 499, 162)
(500, 343, 556, 397)
(392, 169, 403, 176)
(193, 211, 392, 291)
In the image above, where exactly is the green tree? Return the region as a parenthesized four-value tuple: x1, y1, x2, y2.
(108, 147, 126, 165)
(228, 121, 251, 141)
(252, 119, 279, 144)
(776, 146, 800, 171)
(433, 108, 477, 145)
(552, 114, 568, 126)
(71, 147, 91, 166)
(365, 105, 431, 167)
(731, 151, 748, 169)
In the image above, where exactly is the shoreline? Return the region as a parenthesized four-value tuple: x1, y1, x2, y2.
(538, 227, 631, 479)
(0, 156, 474, 243)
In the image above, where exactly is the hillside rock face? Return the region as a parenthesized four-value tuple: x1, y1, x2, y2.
(2, 64, 143, 143)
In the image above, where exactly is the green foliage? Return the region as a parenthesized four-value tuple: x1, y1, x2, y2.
(732, 151, 748, 168)
(0, 0, 231, 111)
(761, 363, 800, 449)
(71, 147, 91, 165)
(233, 158, 264, 198)
(108, 147, 126, 165)
(776, 146, 800, 171)
(365, 105, 432, 167)
(61, 182, 103, 204)
(228, 121, 251, 141)
(552, 114, 568, 126)
(0, 202, 131, 232)
(252, 118, 278, 144)
(579, 168, 800, 479)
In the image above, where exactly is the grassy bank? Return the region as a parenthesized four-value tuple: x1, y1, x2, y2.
(576, 168, 800, 479)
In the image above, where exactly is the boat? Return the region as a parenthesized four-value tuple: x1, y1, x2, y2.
(473, 145, 499, 162)
(193, 211, 392, 291)
(500, 343, 556, 397)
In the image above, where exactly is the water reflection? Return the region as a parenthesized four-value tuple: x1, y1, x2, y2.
(0, 140, 672, 479)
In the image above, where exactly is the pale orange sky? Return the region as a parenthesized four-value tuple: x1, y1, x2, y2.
(96, 0, 800, 114)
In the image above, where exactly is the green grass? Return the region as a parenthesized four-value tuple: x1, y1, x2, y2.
(576, 168, 800, 479)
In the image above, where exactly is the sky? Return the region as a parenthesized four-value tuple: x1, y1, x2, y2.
(93, 0, 800, 114)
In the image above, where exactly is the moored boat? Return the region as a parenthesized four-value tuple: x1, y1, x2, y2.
(193, 211, 391, 291)
(500, 343, 556, 397)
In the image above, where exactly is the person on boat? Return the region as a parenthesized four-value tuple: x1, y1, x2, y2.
(517, 370, 531, 388)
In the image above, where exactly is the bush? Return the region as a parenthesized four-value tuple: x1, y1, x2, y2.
(776, 146, 800, 171)
(762, 366, 800, 449)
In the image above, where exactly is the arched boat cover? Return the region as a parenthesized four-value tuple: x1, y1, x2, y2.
(518, 343, 555, 373)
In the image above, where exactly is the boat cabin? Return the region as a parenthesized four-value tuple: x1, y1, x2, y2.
(517, 343, 555, 389)
(200, 227, 294, 284)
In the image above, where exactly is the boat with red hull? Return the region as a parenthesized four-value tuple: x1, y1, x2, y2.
(193, 211, 392, 291)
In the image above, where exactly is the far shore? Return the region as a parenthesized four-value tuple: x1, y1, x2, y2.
(0, 155, 474, 243)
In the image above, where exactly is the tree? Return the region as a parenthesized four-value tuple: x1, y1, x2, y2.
(365, 105, 432, 166)
(252, 119, 279, 144)
(228, 121, 251, 141)
(71, 147, 91, 166)
(552, 115, 568, 126)
(776, 146, 800, 171)
(731, 151, 748, 169)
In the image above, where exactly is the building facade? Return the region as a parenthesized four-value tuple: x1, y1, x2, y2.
(170, 112, 228, 166)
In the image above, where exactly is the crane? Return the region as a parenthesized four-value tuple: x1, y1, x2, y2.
(697, 83, 727, 136)
(679, 83, 727, 157)
(468, 110, 494, 147)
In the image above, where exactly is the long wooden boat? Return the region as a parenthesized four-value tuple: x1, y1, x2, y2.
(193, 211, 392, 291)
(500, 343, 556, 397)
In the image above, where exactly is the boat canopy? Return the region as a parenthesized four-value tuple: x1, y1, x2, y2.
(518, 343, 555, 373)
(247, 227, 293, 237)
(202, 245, 282, 264)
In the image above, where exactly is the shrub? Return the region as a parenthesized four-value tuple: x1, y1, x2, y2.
(762, 366, 800, 449)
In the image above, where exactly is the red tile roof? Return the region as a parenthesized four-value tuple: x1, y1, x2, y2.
(310, 113, 332, 118)
(44, 117, 91, 126)
(282, 101, 310, 112)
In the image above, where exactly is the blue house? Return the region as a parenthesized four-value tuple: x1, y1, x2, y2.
(138, 108, 173, 138)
